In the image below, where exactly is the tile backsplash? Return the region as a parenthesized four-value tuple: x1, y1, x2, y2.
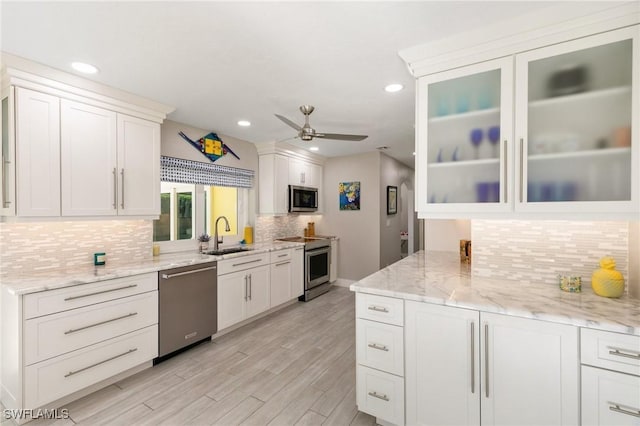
(472, 220, 629, 288)
(0, 220, 152, 277)
(255, 215, 324, 242)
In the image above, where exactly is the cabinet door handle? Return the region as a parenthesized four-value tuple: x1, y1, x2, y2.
(368, 391, 389, 402)
(609, 404, 640, 418)
(112, 168, 117, 209)
(608, 348, 640, 360)
(162, 266, 217, 280)
(277, 253, 288, 258)
(120, 168, 125, 209)
(503, 141, 508, 203)
(367, 343, 389, 352)
(485, 323, 489, 398)
(519, 138, 524, 203)
(64, 312, 138, 334)
(232, 259, 262, 267)
(244, 275, 248, 301)
(471, 322, 475, 394)
(64, 348, 137, 378)
(367, 305, 388, 313)
(1, 154, 10, 208)
(64, 284, 137, 301)
(275, 261, 290, 267)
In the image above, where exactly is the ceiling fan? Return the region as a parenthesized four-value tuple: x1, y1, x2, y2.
(275, 105, 368, 141)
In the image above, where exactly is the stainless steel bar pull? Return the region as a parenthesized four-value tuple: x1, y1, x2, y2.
(120, 168, 125, 209)
(471, 322, 475, 394)
(244, 275, 248, 301)
(368, 391, 390, 402)
(519, 138, 524, 203)
(233, 259, 262, 267)
(162, 266, 217, 279)
(609, 404, 640, 418)
(367, 305, 389, 313)
(608, 348, 640, 360)
(485, 323, 489, 398)
(275, 261, 291, 267)
(503, 141, 508, 203)
(65, 312, 138, 334)
(367, 343, 389, 352)
(64, 348, 137, 378)
(112, 168, 117, 209)
(64, 284, 138, 301)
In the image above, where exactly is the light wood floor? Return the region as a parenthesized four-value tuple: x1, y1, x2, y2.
(11, 286, 374, 426)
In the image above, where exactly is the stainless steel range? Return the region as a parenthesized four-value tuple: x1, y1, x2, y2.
(277, 236, 331, 301)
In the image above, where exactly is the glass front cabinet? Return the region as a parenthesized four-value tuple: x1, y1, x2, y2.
(416, 26, 639, 217)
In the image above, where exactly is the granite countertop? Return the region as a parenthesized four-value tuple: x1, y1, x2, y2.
(350, 251, 640, 336)
(2, 241, 304, 296)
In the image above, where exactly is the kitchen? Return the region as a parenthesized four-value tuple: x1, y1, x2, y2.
(1, 2, 640, 426)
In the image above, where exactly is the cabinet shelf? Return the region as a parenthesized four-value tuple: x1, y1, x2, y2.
(428, 158, 499, 168)
(428, 107, 499, 124)
(528, 147, 630, 162)
(528, 86, 631, 109)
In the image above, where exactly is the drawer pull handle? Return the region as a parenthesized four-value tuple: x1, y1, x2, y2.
(64, 284, 138, 301)
(367, 305, 389, 313)
(162, 266, 217, 279)
(609, 348, 640, 360)
(232, 259, 263, 267)
(367, 343, 389, 352)
(277, 253, 288, 258)
(609, 403, 640, 418)
(368, 391, 390, 402)
(64, 312, 138, 335)
(64, 348, 137, 378)
(275, 261, 291, 267)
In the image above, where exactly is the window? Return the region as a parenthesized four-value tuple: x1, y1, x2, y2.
(153, 182, 195, 241)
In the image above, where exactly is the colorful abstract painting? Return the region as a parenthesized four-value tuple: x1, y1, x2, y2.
(339, 181, 360, 210)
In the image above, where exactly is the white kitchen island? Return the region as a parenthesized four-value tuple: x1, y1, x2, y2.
(350, 251, 640, 426)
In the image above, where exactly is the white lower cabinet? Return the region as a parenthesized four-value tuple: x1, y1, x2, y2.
(582, 365, 640, 426)
(291, 246, 304, 298)
(270, 253, 292, 307)
(245, 265, 270, 318)
(402, 300, 579, 426)
(357, 365, 405, 426)
(217, 265, 270, 330)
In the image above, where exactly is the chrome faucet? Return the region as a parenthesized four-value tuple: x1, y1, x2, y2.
(213, 216, 231, 250)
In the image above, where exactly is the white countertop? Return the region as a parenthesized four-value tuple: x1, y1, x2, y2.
(2, 241, 303, 296)
(350, 251, 640, 336)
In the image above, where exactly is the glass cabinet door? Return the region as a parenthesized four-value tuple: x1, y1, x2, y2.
(515, 27, 637, 212)
(417, 57, 513, 214)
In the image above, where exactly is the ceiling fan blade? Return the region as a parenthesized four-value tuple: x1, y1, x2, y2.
(315, 133, 368, 141)
(275, 114, 302, 131)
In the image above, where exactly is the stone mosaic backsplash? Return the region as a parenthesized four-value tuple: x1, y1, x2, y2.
(0, 220, 152, 277)
(472, 220, 629, 288)
(255, 215, 324, 242)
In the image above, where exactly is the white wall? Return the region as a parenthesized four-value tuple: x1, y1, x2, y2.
(320, 152, 381, 281)
(379, 153, 415, 267)
(425, 219, 471, 252)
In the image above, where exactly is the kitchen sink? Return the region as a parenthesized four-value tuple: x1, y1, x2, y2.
(205, 247, 252, 256)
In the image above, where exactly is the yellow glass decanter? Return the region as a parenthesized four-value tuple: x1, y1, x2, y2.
(591, 257, 625, 298)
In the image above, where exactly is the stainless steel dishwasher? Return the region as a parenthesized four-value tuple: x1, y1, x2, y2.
(157, 261, 217, 360)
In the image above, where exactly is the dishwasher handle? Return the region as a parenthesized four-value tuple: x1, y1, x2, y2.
(162, 266, 217, 280)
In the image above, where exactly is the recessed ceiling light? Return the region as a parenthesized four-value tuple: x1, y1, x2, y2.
(71, 62, 98, 74)
(309, 147, 319, 152)
(237, 120, 251, 127)
(384, 83, 404, 93)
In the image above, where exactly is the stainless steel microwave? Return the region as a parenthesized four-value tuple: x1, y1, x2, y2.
(289, 185, 318, 212)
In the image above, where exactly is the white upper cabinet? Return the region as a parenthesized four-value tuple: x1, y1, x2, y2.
(514, 27, 638, 214)
(415, 24, 639, 219)
(117, 114, 160, 216)
(61, 100, 118, 216)
(417, 57, 513, 215)
(15, 88, 61, 217)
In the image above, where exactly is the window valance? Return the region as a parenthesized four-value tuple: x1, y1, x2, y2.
(160, 156, 254, 188)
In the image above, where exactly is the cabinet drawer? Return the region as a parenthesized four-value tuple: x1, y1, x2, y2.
(24, 325, 157, 409)
(356, 293, 404, 326)
(582, 365, 640, 426)
(24, 291, 158, 365)
(218, 253, 270, 275)
(357, 319, 404, 376)
(24, 273, 157, 319)
(356, 365, 404, 426)
(270, 249, 292, 263)
(581, 328, 640, 376)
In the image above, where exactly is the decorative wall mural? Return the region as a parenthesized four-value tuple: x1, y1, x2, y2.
(178, 131, 240, 162)
(339, 181, 361, 210)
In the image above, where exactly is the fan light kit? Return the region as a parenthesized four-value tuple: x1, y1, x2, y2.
(237, 120, 251, 127)
(275, 105, 368, 142)
(384, 83, 404, 93)
(71, 62, 98, 74)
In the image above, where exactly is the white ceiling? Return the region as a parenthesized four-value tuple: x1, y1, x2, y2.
(1, 1, 555, 167)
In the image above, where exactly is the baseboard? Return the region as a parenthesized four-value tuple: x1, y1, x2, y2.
(333, 278, 356, 288)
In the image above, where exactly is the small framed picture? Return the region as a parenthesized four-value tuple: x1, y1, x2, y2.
(387, 186, 397, 215)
